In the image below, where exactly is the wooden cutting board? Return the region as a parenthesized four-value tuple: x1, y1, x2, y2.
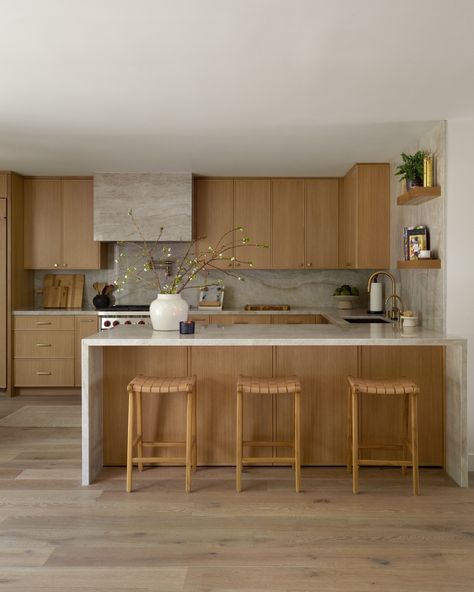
(43, 274, 84, 308)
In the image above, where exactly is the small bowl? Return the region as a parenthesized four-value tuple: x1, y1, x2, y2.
(333, 295, 359, 310)
(400, 315, 418, 327)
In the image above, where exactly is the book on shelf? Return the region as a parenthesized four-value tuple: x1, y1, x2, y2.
(403, 225, 429, 260)
(423, 154, 435, 187)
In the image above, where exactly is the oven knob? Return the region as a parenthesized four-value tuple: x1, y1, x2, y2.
(125, 320, 131, 325)
(138, 320, 145, 325)
(104, 320, 111, 327)
(113, 320, 120, 327)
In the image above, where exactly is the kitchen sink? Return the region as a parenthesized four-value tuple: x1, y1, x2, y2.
(344, 317, 390, 324)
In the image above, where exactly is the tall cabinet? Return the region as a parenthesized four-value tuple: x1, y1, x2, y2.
(339, 164, 390, 269)
(0, 172, 34, 395)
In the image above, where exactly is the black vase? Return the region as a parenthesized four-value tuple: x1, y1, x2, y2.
(93, 294, 110, 310)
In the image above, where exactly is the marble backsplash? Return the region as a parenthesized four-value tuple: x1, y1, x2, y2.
(33, 241, 373, 310)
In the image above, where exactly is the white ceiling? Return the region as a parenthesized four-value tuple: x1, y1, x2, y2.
(1, 0, 473, 176)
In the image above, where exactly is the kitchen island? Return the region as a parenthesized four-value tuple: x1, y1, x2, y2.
(82, 322, 467, 487)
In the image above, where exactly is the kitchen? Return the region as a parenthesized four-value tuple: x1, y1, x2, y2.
(1, 2, 474, 591)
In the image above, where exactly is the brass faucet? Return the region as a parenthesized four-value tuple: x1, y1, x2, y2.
(367, 271, 401, 320)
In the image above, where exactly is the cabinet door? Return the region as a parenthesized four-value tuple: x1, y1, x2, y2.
(24, 179, 62, 269)
(62, 180, 101, 269)
(356, 164, 390, 269)
(234, 180, 271, 269)
(195, 179, 234, 269)
(338, 167, 357, 269)
(0, 199, 6, 387)
(0, 174, 7, 198)
(74, 315, 98, 386)
(271, 179, 305, 269)
(305, 179, 339, 268)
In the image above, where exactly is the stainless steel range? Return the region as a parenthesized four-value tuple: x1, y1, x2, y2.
(98, 305, 151, 330)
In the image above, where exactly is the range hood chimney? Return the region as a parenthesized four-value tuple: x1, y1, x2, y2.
(93, 173, 193, 241)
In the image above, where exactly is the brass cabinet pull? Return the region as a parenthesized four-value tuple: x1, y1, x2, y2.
(36, 343, 52, 347)
(63, 263, 68, 267)
(53, 263, 59, 268)
(35, 321, 52, 326)
(36, 371, 52, 376)
(306, 262, 312, 267)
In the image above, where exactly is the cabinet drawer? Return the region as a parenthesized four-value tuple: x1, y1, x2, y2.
(14, 316, 75, 331)
(14, 359, 74, 387)
(14, 331, 74, 359)
(210, 315, 271, 325)
(188, 315, 210, 324)
(271, 315, 315, 324)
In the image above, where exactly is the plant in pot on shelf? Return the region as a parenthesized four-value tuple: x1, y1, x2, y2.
(114, 210, 268, 331)
(395, 150, 426, 191)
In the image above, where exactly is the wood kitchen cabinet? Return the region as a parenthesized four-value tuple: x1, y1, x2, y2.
(305, 179, 339, 268)
(271, 179, 305, 268)
(195, 178, 234, 269)
(0, 198, 6, 388)
(24, 178, 103, 270)
(234, 179, 271, 269)
(339, 164, 390, 269)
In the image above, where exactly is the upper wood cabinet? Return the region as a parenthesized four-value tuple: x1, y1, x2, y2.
(305, 179, 339, 269)
(234, 180, 271, 269)
(272, 179, 305, 268)
(24, 178, 103, 270)
(339, 164, 390, 269)
(195, 178, 234, 269)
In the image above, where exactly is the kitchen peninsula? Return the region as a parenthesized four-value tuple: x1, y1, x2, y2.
(82, 320, 467, 487)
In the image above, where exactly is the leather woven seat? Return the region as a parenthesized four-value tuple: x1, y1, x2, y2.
(128, 375, 196, 394)
(237, 375, 300, 394)
(347, 376, 419, 395)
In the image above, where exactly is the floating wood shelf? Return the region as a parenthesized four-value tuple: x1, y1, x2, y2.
(397, 186, 441, 206)
(397, 259, 441, 269)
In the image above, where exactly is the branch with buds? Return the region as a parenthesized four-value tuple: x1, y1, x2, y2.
(114, 210, 269, 294)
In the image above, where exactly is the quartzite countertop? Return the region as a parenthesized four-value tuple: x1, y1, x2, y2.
(81, 324, 467, 489)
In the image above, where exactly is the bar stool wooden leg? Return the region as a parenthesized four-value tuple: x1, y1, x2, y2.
(410, 392, 420, 496)
(294, 389, 301, 493)
(136, 391, 144, 472)
(185, 391, 192, 493)
(401, 393, 409, 477)
(236, 388, 243, 492)
(126, 389, 134, 493)
(351, 389, 359, 494)
(191, 387, 197, 472)
(347, 385, 352, 473)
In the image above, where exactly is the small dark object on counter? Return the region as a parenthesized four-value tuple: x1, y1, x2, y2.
(93, 294, 110, 309)
(179, 320, 195, 334)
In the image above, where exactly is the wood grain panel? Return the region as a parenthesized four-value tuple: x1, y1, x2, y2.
(14, 331, 74, 359)
(357, 164, 390, 269)
(24, 179, 62, 269)
(195, 179, 234, 269)
(271, 179, 305, 269)
(74, 315, 98, 386)
(360, 346, 444, 465)
(339, 166, 357, 268)
(0, 174, 7, 198)
(305, 179, 339, 268)
(191, 346, 273, 465)
(14, 316, 75, 331)
(209, 315, 271, 325)
(271, 315, 315, 324)
(275, 346, 358, 464)
(14, 358, 74, 387)
(234, 179, 271, 269)
(62, 180, 101, 269)
(0, 199, 6, 387)
(103, 347, 188, 465)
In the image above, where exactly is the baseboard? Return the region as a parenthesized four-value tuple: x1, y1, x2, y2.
(14, 387, 81, 396)
(469, 453, 474, 472)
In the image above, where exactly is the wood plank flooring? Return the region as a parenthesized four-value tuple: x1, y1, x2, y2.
(0, 395, 473, 591)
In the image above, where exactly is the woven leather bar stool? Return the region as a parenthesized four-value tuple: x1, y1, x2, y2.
(347, 376, 420, 495)
(126, 375, 197, 493)
(236, 375, 301, 493)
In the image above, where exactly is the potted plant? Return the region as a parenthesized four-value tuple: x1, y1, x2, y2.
(115, 210, 268, 331)
(395, 150, 425, 191)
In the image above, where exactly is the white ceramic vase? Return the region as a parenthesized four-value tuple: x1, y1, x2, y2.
(149, 293, 189, 331)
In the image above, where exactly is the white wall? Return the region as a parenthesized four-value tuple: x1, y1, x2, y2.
(446, 120, 474, 470)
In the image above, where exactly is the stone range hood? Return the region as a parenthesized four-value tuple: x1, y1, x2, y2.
(93, 172, 193, 241)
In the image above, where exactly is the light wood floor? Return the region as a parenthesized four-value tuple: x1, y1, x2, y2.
(0, 395, 473, 591)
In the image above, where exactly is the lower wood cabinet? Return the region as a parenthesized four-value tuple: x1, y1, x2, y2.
(101, 345, 445, 467)
(209, 315, 271, 325)
(13, 314, 98, 388)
